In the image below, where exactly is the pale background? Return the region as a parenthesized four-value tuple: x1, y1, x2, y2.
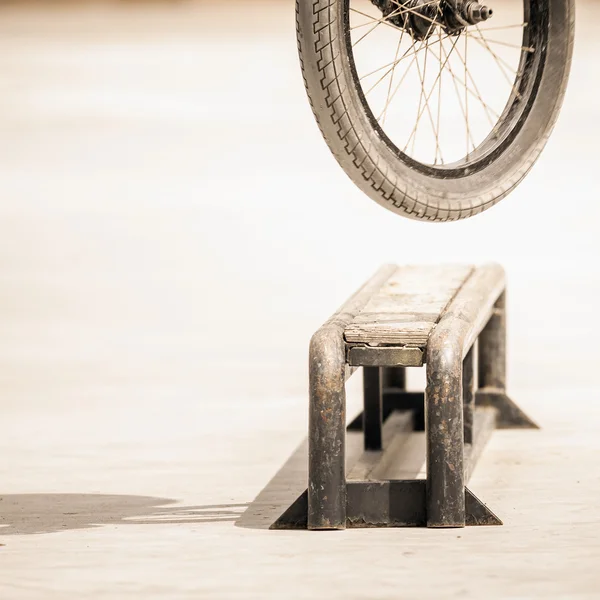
(0, 1, 599, 598)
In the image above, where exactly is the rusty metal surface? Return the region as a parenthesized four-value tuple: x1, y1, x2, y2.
(478, 290, 506, 390)
(272, 482, 502, 529)
(464, 407, 497, 481)
(425, 263, 505, 528)
(363, 367, 383, 451)
(347, 345, 424, 367)
(308, 265, 396, 530)
(303, 262, 529, 532)
(465, 489, 503, 526)
(437, 264, 506, 360)
(270, 490, 309, 530)
(463, 345, 475, 445)
(476, 391, 539, 428)
(426, 340, 465, 527)
(382, 367, 406, 389)
(476, 289, 538, 428)
(346, 480, 427, 528)
(347, 391, 425, 432)
(382, 391, 425, 431)
(308, 329, 347, 530)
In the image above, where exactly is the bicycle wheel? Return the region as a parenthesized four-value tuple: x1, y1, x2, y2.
(296, 0, 574, 221)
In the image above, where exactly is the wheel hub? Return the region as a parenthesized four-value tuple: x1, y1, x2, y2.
(371, 0, 493, 40)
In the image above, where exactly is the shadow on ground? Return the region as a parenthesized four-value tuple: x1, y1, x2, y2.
(0, 494, 248, 535)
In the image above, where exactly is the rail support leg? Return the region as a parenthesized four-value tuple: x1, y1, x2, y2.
(426, 338, 465, 528)
(463, 345, 475, 446)
(308, 325, 347, 530)
(348, 366, 416, 432)
(477, 291, 538, 429)
(478, 291, 506, 393)
(382, 367, 406, 390)
(363, 367, 383, 451)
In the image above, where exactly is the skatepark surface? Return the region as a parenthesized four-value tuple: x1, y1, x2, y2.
(0, 1, 599, 597)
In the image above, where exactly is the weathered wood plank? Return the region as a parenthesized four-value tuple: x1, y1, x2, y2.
(344, 265, 474, 347)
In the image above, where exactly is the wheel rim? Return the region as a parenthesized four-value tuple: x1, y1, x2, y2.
(345, 0, 548, 177)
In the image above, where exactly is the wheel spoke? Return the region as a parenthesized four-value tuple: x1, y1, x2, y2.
(414, 35, 443, 162)
(433, 42, 501, 122)
(376, 39, 425, 120)
(350, 1, 438, 35)
(463, 33, 469, 158)
(350, 8, 395, 30)
(411, 43, 425, 155)
(467, 35, 534, 52)
(382, 29, 406, 126)
(364, 39, 417, 96)
(404, 34, 460, 152)
(477, 23, 528, 32)
(350, 0, 527, 165)
(429, 45, 500, 126)
(408, 21, 438, 155)
(352, 20, 383, 47)
(351, 5, 408, 47)
(435, 24, 443, 164)
(389, 1, 440, 28)
(428, 41, 477, 153)
(467, 26, 524, 98)
(451, 38, 499, 127)
(359, 31, 452, 82)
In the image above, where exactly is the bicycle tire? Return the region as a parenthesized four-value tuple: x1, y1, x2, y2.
(296, 0, 574, 221)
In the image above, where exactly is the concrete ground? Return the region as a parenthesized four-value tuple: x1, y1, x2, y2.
(0, 1, 599, 598)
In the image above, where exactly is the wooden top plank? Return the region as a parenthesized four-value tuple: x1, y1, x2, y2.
(344, 265, 474, 347)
